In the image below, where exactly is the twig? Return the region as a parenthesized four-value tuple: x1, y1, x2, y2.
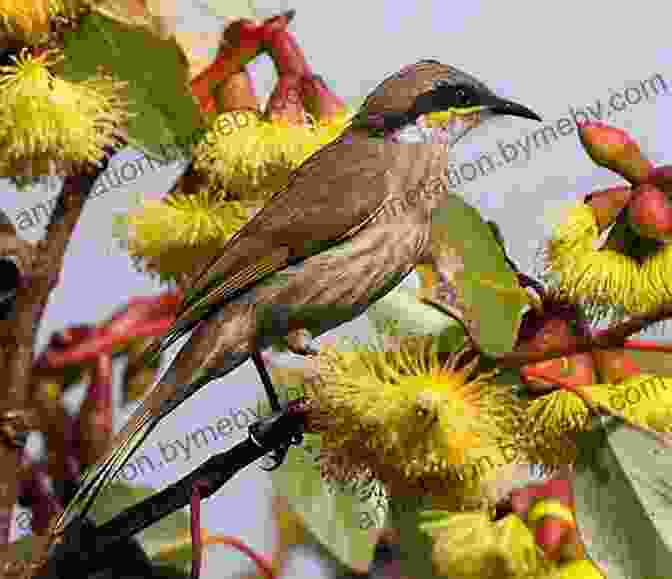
(33, 400, 308, 579)
(0, 147, 117, 548)
(494, 303, 672, 368)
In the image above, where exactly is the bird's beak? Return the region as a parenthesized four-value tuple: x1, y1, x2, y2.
(485, 96, 542, 122)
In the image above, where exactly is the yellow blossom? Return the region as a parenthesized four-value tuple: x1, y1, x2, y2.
(192, 109, 353, 202)
(423, 511, 552, 579)
(584, 373, 672, 432)
(1, 0, 91, 43)
(0, 48, 128, 178)
(543, 201, 672, 319)
(122, 187, 255, 283)
(304, 335, 527, 499)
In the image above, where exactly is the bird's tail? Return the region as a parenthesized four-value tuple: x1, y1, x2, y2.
(53, 408, 159, 535)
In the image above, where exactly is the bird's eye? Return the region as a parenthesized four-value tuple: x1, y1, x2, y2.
(454, 87, 471, 106)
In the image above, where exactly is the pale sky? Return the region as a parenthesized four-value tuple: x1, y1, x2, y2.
(1, 0, 671, 576)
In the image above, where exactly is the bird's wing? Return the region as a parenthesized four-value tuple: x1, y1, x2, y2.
(146, 133, 427, 360)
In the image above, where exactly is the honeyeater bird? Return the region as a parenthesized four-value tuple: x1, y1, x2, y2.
(54, 59, 541, 534)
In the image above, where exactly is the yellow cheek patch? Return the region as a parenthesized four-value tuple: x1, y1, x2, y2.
(424, 106, 485, 127)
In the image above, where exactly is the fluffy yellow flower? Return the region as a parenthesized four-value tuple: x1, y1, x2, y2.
(305, 335, 528, 499)
(0, 0, 85, 42)
(423, 511, 552, 579)
(192, 109, 352, 202)
(0, 48, 128, 178)
(543, 201, 672, 319)
(585, 373, 672, 432)
(123, 188, 255, 283)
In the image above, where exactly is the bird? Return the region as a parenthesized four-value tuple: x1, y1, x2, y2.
(53, 59, 541, 534)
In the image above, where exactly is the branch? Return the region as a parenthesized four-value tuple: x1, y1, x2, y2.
(33, 399, 308, 579)
(0, 145, 118, 549)
(494, 303, 672, 368)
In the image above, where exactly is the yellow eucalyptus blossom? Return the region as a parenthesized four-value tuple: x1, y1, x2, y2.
(544, 201, 672, 319)
(424, 511, 552, 579)
(304, 335, 527, 499)
(584, 374, 672, 432)
(0, 48, 128, 178)
(0, 0, 87, 42)
(123, 188, 255, 282)
(192, 109, 352, 202)
(525, 389, 593, 436)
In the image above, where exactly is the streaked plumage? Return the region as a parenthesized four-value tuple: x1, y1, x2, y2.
(53, 60, 541, 535)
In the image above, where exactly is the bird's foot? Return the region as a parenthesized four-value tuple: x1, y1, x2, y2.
(259, 429, 304, 471)
(287, 328, 320, 357)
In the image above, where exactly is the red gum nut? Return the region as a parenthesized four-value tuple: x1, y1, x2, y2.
(511, 479, 574, 516)
(516, 317, 579, 357)
(264, 28, 312, 77)
(300, 74, 347, 122)
(578, 121, 654, 184)
(584, 185, 633, 231)
(265, 74, 307, 125)
(534, 517, 573, 561)
(627, 183, 672, 241)
(212, 67, 258, 114)
(646, 164, 672, 195)
(190, 19, 266, 114)
(261, 9, 296, 33)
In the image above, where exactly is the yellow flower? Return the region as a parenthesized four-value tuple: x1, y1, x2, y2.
(424, 511, 552, 579)
(122, 187, 255, 283)
(192, 109, 352, 202)
(0, 0, 89, 42)
(586, 374, 672, 432)
(0, 48, 128, 178)
(305, 335, 527, 499)
(525, 389, 592, 436)
(543, 201, 672, 319)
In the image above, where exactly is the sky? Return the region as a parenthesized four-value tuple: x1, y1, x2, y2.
(1, 0, 672, 576)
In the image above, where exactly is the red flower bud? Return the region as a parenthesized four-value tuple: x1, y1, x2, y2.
(578, 122, 653, 184)
(265, 74, 308, 125)
(584, 185, 633, 231)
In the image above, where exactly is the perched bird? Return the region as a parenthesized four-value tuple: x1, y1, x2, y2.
(54, 59, 541, 533)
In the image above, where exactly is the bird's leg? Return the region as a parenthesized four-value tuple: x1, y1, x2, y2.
(249, 349, 297, 470)
(286, 327, 320, 356)
(250, 349, 281, 413)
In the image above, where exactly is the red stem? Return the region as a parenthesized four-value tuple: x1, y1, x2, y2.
(20, 461, 62, 534)
(190, 480, 209, 579)
(202, 535, 276, 579)
(621, 339, 672, 354)
(76, 354, 113, 467)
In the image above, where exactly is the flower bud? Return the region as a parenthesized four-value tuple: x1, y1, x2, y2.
(578, 122, 653, 184)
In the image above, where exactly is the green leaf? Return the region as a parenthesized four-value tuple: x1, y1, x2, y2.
(422, 194, 530, 356)
(366, 284, 466, 355)
(573, 417, 672, 578)
(54, 12, 204, 160)
(270, 433, 382, 572)
(89, 482, 194, 574)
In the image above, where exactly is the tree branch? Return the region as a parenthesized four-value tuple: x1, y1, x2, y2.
(32, 399, 308, 579)
(0, 147, 117, 548)
(494, 303, 672, 368)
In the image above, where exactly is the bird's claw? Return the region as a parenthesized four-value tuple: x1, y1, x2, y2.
(286, 328, 320, 357)
(260, 444, 290, 471)
(259, 428, 303, 471)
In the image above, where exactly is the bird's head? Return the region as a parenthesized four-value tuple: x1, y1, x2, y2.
(351, 59, 541, 146)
